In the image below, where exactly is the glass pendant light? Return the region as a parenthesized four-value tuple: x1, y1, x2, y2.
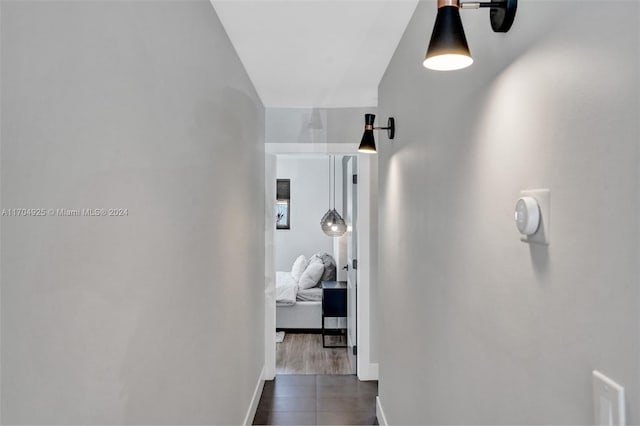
(320, 155, 347, 237)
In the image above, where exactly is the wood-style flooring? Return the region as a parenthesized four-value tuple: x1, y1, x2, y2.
(253, 375, 378, 425)
(276, 333, 351, 375)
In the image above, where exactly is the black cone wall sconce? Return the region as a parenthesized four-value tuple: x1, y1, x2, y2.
(424, 0, 517, 71)
(358, 114, 395, 154)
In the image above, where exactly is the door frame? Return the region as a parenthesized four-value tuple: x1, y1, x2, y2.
(264, 143, 378, 381)
(345, 156, 357, 374)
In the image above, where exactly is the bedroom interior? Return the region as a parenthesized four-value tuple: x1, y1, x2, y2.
(273, 153, 357, 376)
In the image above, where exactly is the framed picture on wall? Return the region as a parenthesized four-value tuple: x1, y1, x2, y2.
(276, 179, 290, 230)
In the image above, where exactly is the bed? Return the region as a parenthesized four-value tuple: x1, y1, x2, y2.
(276, 300, 344, 330)
(276, 300, 323, 329)
(275, 253, 344, 330)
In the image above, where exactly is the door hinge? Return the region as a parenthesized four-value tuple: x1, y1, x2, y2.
(353, 345, 357, 356)
(352, 259, 358, 270)
(352, 174, 358, 184)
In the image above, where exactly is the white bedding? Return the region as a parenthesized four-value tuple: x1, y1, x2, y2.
(275, 271, 298, 306)
(275, 253, 339, 329)
(276, 271, 324, 305)
(296, 287, 323, 302)
(275, 271, 329, 329)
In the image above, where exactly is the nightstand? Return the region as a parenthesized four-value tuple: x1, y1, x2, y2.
(321, 281, 347, 348)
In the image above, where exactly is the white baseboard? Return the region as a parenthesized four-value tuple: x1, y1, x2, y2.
(358, 362, 379, 381)
(243, 365, 266, 426)
(376, 396, 388, 426)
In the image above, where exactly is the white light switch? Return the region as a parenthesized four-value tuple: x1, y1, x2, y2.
(593, 370, 625, 426)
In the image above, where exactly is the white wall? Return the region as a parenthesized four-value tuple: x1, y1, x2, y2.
(275, 157, 334, 271)
(1, 1, 265, 424)
(266, 107, 375, 144)
(368, 155, 379, 364)
(377, 1, 639, 424)
(264, 154, 277, 380)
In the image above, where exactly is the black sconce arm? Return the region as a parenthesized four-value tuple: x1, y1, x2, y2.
(460, 2, 502, 8)
(373, 117, 395, 140)
(460, 0, 516, 32)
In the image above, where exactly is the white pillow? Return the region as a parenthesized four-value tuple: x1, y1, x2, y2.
(307, 255, 323, 273)
(298, 261, 324, 290)
(290, 255, 308, 282)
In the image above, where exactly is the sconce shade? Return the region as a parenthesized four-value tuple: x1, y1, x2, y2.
(358, 113, 377, 153)
(359, 130, 376, 153)
(424, 6, 473, 71)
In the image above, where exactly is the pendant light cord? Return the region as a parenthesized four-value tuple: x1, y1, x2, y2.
(328, 155, 331, 209)
(332, 155, 336, 210)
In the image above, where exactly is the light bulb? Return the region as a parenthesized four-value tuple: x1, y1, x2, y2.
(423, 54, 473, 71)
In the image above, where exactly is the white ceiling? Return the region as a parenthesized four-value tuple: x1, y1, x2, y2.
(211, 0, 419, 108)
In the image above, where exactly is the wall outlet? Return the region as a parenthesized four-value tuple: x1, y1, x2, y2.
(519, 189, 550, 245)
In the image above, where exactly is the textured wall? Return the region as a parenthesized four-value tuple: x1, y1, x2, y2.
(377, 1, 639, 423)
(1, 1, 265, 424)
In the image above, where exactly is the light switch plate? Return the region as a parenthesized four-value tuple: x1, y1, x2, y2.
(519, 189, 550, 245)
(593, 370, 625, 426)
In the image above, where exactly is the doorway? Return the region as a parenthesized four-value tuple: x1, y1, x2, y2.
(272, 153, 355, 375)
(264, 143, 377, 382)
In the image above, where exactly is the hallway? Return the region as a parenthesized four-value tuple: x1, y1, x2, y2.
(253, 375, 378, 425)
(3, 1, 640, 424)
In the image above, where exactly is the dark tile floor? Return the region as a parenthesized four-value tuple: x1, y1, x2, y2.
(253, 375, 378, 425)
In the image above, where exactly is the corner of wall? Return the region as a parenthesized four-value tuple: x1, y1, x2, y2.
(243, 366, 266, 426)
(376, 396, 388, 426)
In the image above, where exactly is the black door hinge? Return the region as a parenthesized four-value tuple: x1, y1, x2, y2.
(353, 174, 358, 184)
(353, 345, 357, 356)
(352, 259, 358, 270)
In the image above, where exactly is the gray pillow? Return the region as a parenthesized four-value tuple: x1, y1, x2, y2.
(319, 253, 337, 281)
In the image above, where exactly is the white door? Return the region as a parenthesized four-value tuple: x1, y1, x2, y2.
(345, 156, 357, 374)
